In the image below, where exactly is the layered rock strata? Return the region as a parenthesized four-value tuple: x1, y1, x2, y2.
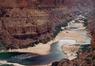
(0, 8, 54, 49)
(0, 0, 67, 49)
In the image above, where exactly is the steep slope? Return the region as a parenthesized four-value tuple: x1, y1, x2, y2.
(0, 8, 54, 49)
(0, 0, 95, 49)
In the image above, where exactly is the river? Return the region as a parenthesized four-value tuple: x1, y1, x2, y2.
(0, 15, 91, 66)
(0, 42, 66, 65)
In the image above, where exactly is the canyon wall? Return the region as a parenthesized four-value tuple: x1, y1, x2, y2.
(0, 0, 65, 49)
(0, 0, 95, 49)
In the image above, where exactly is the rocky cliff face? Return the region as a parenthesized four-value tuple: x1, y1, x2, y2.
(0, 0, 67, 49)
(0, 0, 95, 49)
(0, 8, 55, 49)
(0, 0, 63, 8)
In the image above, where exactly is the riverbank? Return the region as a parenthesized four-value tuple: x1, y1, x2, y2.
(7, 29, 90, 54)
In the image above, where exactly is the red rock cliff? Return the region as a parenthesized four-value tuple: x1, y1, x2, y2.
(0, 0, 95, 49)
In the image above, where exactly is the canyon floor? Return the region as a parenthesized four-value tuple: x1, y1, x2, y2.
(0, 15, 91, 66)
(7, 30, 89, 55)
